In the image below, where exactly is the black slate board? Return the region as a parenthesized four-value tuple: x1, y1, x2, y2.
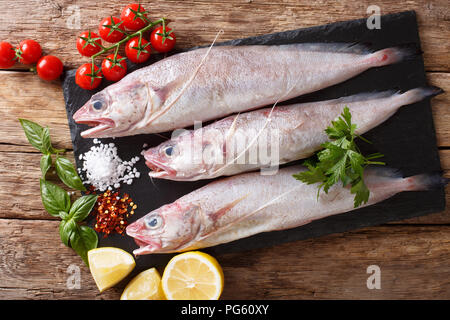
(62, 11, 445, 272)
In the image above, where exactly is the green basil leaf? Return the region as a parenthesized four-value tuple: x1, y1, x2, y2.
(41, 127, 52, 154)
(40, 154, 52, 178)
(59, 219, 77, 247)
(39, 179, 71, 217)
(55, 157, 86, 191)
(59, 211, 69, 220)
(68, 195, 98, 222)
(50, 146, 66, 154)
(70, 226, 98, 267)
(19, 119, 46, 153)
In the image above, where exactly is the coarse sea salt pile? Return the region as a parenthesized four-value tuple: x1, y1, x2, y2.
(78, 139, 141, 191)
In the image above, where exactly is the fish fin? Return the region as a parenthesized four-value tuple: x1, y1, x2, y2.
(208, 193, 250, 223)
(403, 172, 449, 191)
(212, 98, 280, 176)
(332, 86, 442, 111)
(399, 86, 444, 103)
(146, 30, 224, 125)
(427, 86, 445, 97)
(333, 90, 399, 104)
(143, 78, 183, 123)
(369, 45, 420, 67)
(198, 186, 300, 241)
(289, 42, 372, 55)
(153, 82, 174, 104)
(225, 113, 239, 142)
(293, 119, 305, 130)
(365, 167, 448, 192)
(222, 113, 240, 157)
(366, 166, 403, 179)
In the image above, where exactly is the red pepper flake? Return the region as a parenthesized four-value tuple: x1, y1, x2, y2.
(87, 188, 137, 238)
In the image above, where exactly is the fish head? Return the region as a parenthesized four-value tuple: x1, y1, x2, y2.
(73, 80, 157, 138)
(126, 202, 201, 255)
(144, 130, 224, 180)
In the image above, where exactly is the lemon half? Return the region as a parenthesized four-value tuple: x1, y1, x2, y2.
(121, 268, 165, 300)
(88, 247, 135, 292)
(161, 251, 224, 300)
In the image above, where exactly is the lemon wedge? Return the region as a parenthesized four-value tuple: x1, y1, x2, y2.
(161, 251, 224, 300)
(88, 247, 135, 292)
(121, 268, 165, 300)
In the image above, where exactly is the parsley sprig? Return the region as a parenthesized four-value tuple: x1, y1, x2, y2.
(293, 107, 385, 208)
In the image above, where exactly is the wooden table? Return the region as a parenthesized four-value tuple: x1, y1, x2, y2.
(0, 0, 449, 300)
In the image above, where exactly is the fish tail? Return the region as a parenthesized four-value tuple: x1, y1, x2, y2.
(370, 45, 420, 67)
(396, 86, 444, 106)
(366, 167, 448, 192)
(402, 172, 449, 191)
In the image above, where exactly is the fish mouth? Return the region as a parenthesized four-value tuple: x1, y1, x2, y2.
(132, 237, 186, 255)
(144, 155, 176, 179)
(126, 223, 163, 255)
(75, 118, 116, 138)
(132, 241, 163, 255)
(72, 105, 116, 138)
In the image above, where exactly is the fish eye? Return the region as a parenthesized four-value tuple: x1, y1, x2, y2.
(144, 214, 163, 230)
(92, 100, 104, 111)
(164, 145, 174, 157)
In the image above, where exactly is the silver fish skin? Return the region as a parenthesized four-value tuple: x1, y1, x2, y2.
(73, 44, 413, 138)
(143, 87, 440, 181)
(126, 166, 443, 255)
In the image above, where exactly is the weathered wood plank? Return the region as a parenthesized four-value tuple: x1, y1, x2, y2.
(0, 71, 71, 150)
(0, 1, 448, 72)
(219, 225, 450, 299)
(429, 73, 450, 147)
(0, 219, 448, 299)
(1, 71, 449, 150)
(0, 149, 449, 222)
(0, 219, 118, 299)
(0, 151, 80, 220)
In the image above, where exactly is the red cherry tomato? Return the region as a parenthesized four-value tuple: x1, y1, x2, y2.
(101, 54, 127, 82)
(125, 37, 150, 63)
(17, 39, 42, 65)
(76, 63, 102, 90)
(150, 26, 176, 53)
(36, 55, 63, 81)
(99, 16, 125, 43)
(76, 31, 102, 57)
(120, 3, 148, 31)
(0, 41, 15, 68)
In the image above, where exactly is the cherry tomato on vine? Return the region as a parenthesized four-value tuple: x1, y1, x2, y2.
(75, 63, 102, 90)
(36, 55, 63, 81)
(125, 37, 151, 63)
(150, 26, 176, 53)
(77, 31, 103, 57)
(76, 63, 102, 90)
(99, 16, 126, 43)
(16, 39, 42, 65)
(0, 41, 15, 68)
(120, 3, 148, 31)
(101, 54, 127, 82)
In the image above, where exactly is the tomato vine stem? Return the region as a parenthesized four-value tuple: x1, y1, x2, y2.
(83, 17, 167, 85)
(90, 17, 166, 62)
